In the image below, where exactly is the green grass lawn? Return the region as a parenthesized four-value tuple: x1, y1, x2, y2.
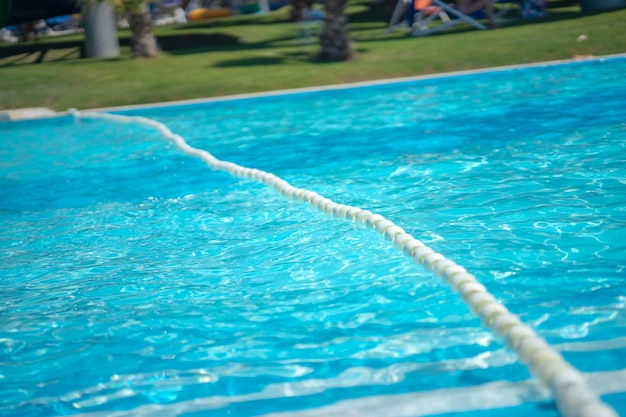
(0, 0, 625, 111)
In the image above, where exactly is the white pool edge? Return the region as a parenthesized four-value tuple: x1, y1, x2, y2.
(87, 53, 626, 113)
(4, 53, 623, 121)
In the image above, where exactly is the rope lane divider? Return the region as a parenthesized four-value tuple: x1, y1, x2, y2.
(71, 110, 618, 417)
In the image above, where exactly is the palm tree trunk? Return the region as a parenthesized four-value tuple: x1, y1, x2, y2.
(128, 11, 159, 58)
(319, 0, 353, 61)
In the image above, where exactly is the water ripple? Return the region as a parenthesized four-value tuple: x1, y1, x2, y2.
(1, 58, 626, 417)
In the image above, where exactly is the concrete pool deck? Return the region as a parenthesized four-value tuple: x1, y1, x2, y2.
(0, 107, 57, 121)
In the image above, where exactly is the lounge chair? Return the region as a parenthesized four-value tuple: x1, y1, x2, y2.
(386, 0, 518, 36)
(416, 0, 487, 35)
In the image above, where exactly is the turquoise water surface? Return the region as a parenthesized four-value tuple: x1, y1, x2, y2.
(1, 57, 625, 417)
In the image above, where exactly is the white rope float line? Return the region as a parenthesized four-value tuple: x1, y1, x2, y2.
(71, 110, 618, 417)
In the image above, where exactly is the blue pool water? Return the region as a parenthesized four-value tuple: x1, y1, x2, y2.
(1, 57, 625, 417)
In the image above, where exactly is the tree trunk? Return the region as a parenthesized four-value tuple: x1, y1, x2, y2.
(319, 0, 353, 61)
(128, 11, 159, 58)
(83, 0, 120, 59)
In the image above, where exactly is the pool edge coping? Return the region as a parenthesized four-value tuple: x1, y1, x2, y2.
(87, 53, 626, 113)
(3, 52, 626, 121)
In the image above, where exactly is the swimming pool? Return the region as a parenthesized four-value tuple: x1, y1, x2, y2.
(1, 56, 625, 417)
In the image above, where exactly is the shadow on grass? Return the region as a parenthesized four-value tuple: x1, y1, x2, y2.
(548, 0, 580, 8)
(349, 2, 389, 24)
(0, 33, 245, 65)
(212, 49, 315, 66)
(213, 55, 284, 66)
(157, 33, 241, 53)
(0, 39, 83, 63)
